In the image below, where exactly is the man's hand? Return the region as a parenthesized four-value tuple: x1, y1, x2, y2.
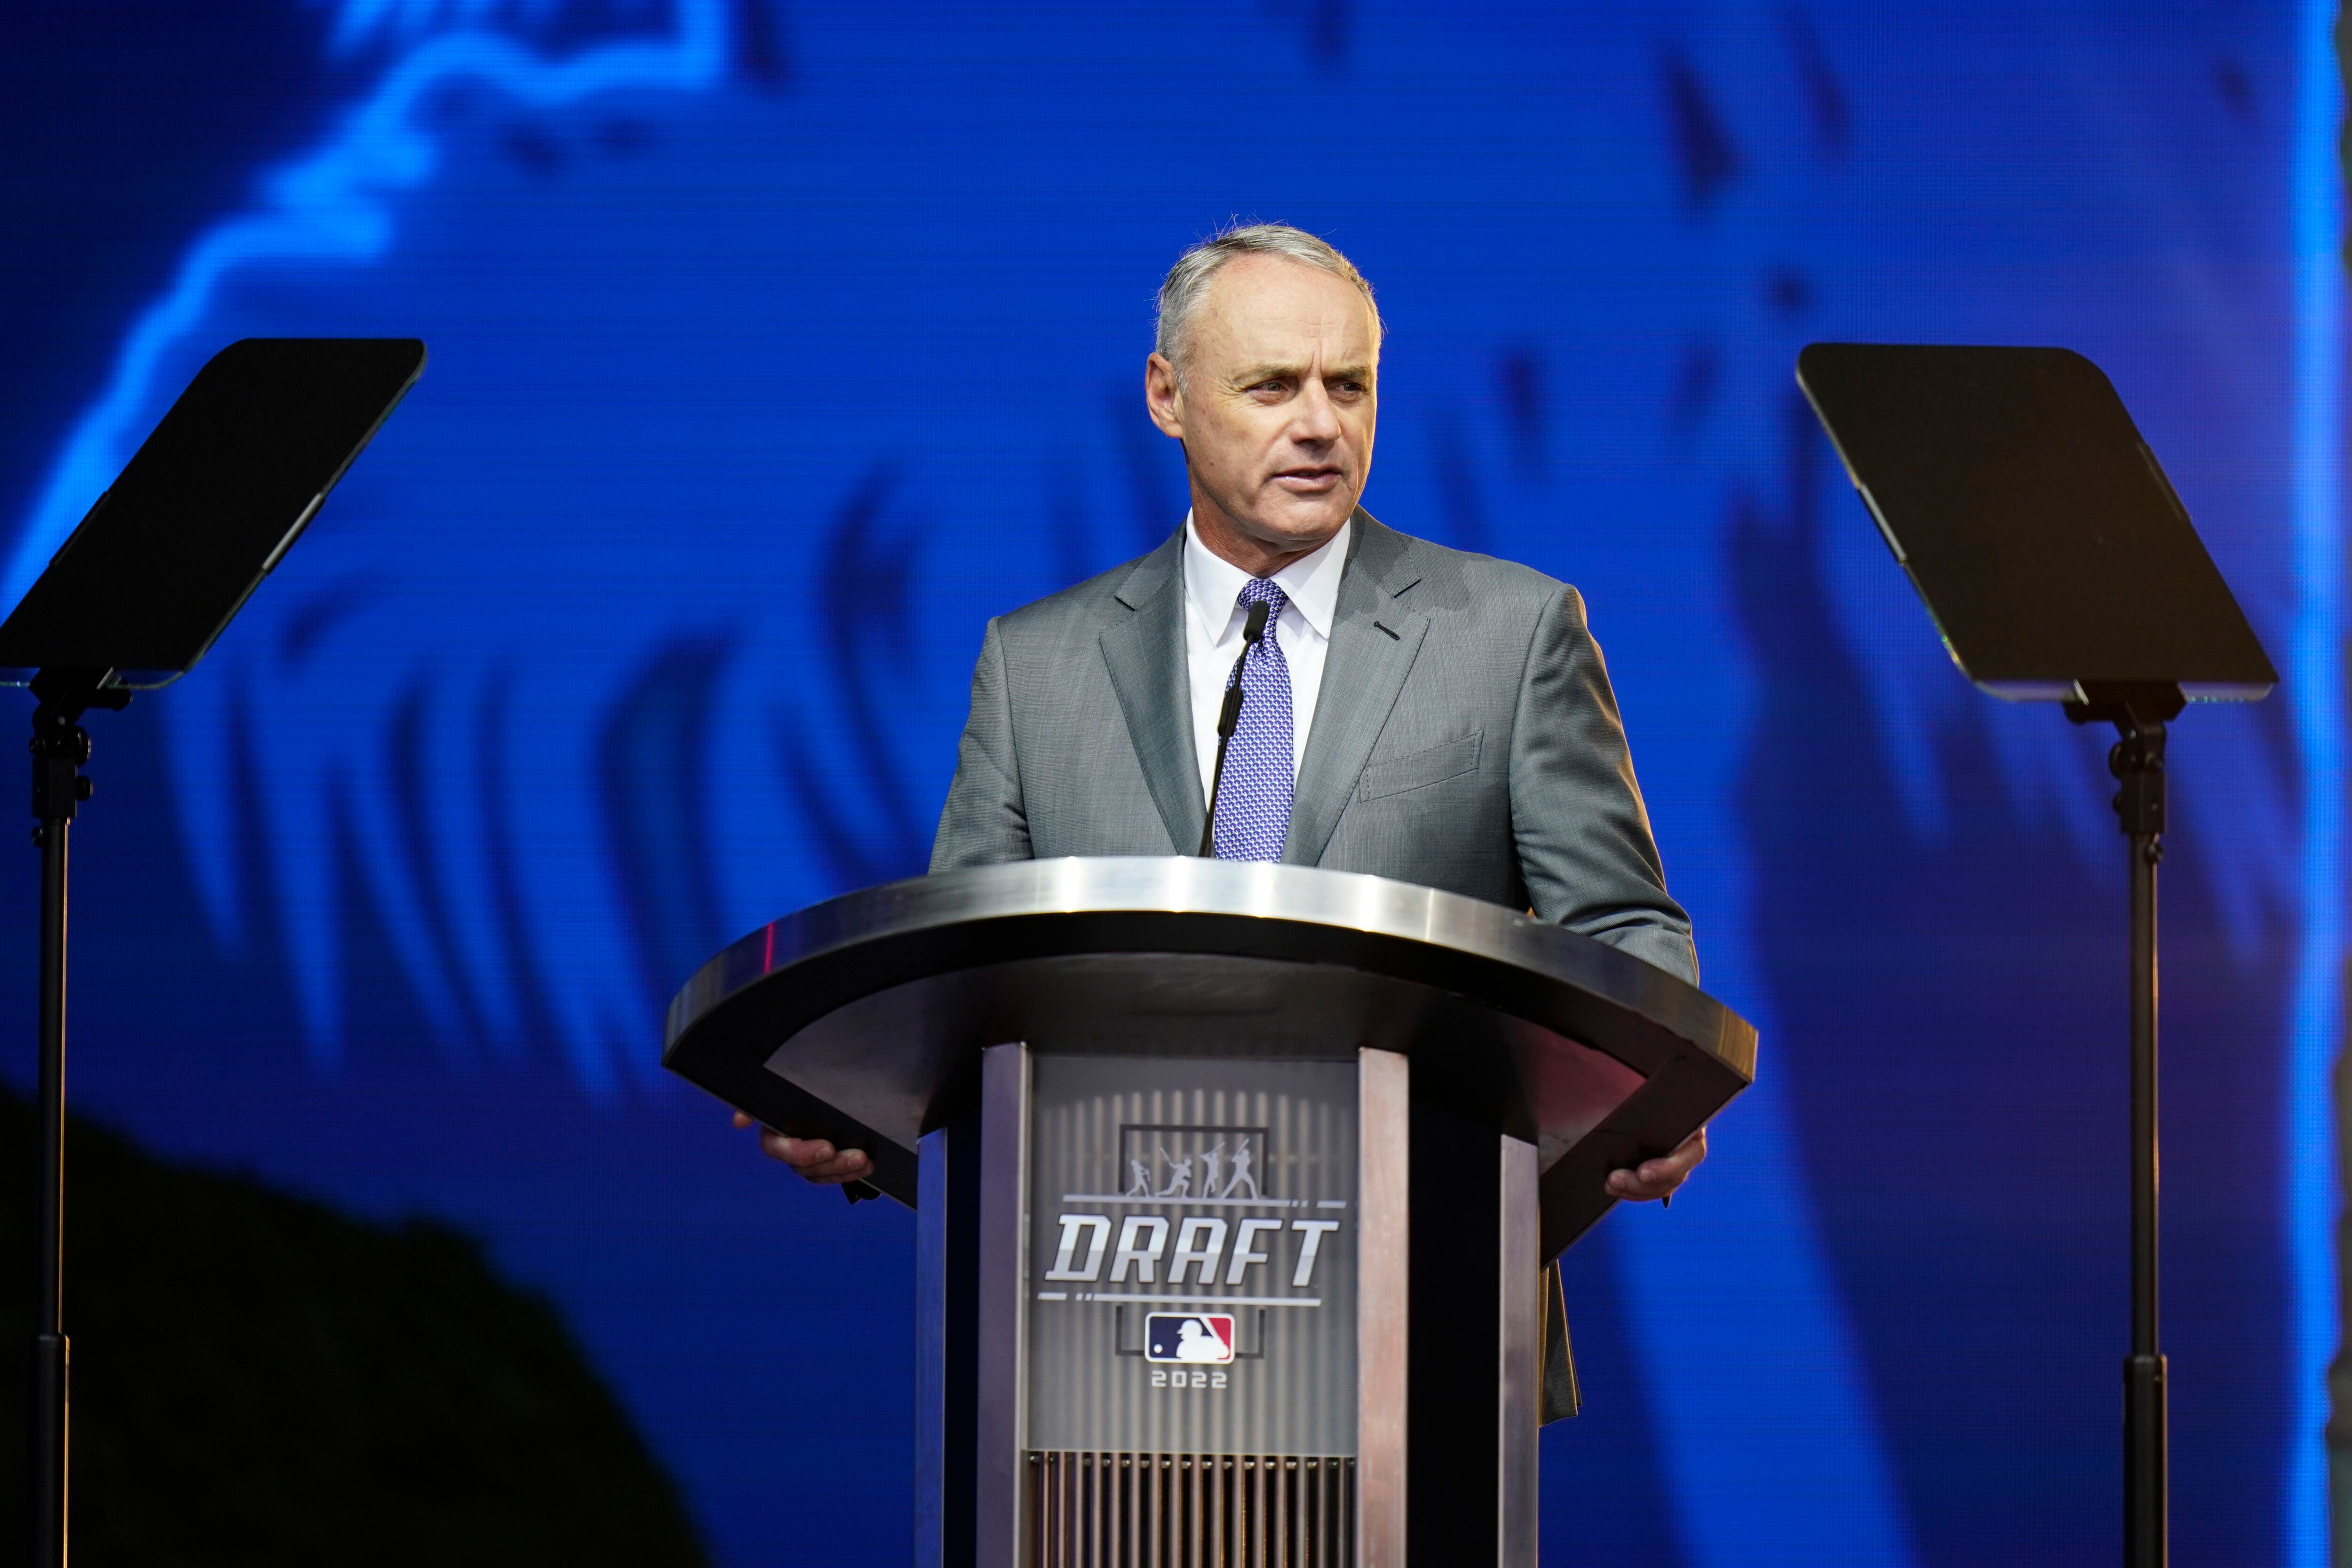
(1604, 1127, 1706, 1204)
(734, 1111, 873, 1185)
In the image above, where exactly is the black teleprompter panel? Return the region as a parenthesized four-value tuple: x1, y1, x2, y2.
(0, 338, 424, 685)
(1797, 343, 2274, 699)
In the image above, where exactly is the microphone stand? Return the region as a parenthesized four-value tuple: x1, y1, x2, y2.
(1197, 600, 1270, 856)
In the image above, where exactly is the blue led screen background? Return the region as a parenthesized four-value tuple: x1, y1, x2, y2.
(0, 3, 2340, 1564)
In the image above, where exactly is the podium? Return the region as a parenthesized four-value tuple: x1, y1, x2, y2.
(663, 858, 1756, 1567)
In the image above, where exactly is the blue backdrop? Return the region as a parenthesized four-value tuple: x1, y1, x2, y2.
(1, 3, 2339, 1564)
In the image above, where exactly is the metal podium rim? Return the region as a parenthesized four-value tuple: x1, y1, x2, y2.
(662, 859, 1756, 1241)
(667, 857, 1748, 1063)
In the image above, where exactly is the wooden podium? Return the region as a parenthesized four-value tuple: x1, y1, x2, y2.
(664, 858, 1756, 1567)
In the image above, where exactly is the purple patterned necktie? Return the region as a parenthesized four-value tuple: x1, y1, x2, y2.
(1214, 578, 1294, 861)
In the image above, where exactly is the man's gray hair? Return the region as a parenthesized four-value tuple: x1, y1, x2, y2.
(1154, 222, 1383, 373)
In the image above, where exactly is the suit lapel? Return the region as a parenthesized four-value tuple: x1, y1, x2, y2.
(1287, 514, 1428, 866)
(1099, 533, 1205, 854)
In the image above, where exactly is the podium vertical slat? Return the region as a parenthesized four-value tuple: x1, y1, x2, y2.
(1356, 1051, 1408, 1567)
(979, 1044, 1032, 1568)
(1498, 1136, 1540, 1565)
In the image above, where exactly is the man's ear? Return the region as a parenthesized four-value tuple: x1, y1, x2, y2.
(1144, 352, 1186, 439)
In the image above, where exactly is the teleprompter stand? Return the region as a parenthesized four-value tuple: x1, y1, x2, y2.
(1798, 344, 2278, 1568)
(0, 338, 424, 1567)
(23, 667, 127, 1560)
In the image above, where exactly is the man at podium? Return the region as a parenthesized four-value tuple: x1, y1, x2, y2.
(746, 223, 1707, 1212)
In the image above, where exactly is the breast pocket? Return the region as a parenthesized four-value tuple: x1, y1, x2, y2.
(1355, 731, 1483, 802)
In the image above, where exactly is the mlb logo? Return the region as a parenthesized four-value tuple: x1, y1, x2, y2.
(1144, 1313, 1235, 1365)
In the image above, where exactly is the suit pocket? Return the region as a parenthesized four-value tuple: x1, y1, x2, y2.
(1355, 731, 1483, 802)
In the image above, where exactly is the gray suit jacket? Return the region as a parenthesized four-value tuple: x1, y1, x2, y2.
(930, 512, 1696, 982)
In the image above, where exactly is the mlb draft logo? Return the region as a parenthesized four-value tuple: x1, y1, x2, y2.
(1144, 1313, 1234, 1364)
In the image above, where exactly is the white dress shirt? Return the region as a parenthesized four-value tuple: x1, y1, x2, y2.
(1183, 513, 1352, 801)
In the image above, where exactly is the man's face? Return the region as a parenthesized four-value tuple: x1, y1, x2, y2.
(1145, 254, 1378, 569)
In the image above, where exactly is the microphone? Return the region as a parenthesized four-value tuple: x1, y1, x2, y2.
(1198, 597, 1272, 857)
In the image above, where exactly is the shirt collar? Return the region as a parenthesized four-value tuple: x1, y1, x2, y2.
(1183, 511, 1352, 646)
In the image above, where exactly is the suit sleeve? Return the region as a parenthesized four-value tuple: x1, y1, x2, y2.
(931, 616, 1033, 871)
(1509, 586, 1699, 983)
